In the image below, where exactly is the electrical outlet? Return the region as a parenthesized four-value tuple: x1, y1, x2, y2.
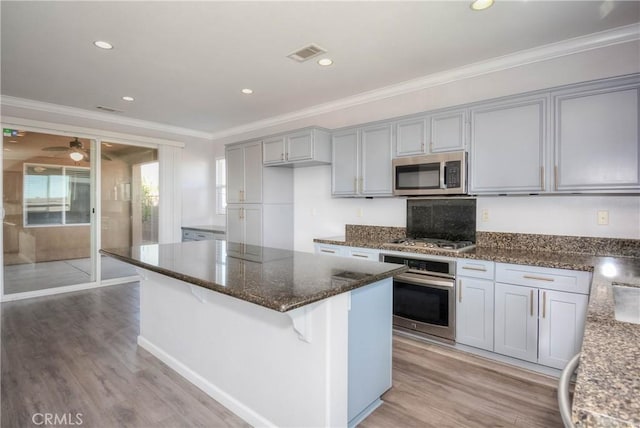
(597, 210, 609, 225)
(357, 208, 364, 218)
(481, 209, 489, 222)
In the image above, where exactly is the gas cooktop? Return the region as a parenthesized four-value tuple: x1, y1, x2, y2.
(386, 238, 476, 253)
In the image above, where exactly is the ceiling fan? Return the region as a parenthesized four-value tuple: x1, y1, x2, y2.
(42, 137, 112, 161)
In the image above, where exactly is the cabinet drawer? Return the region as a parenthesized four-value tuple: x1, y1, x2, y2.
(457, 259, 494, 280)
(182, 229, 218, 241)
(347, 247, 380, 261)
(315, 244, 345, 257)
(495, 263, 591, 295)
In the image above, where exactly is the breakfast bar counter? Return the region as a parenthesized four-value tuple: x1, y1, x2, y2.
(101, 240, 406, 428)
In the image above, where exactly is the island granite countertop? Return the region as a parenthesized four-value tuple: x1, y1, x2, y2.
(100, 240, 407, 313)
(314, 235, 640, 427)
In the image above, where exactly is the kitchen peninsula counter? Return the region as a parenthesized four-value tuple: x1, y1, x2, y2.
(101, 240, 406, 428)
(314, 235, 640, 427)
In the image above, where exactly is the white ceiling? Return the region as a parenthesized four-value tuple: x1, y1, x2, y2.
(1, 1, 639, 137)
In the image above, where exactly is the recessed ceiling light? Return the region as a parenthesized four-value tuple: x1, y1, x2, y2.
(241, 88, 254, 95)
(470, 0, 494, 11)
(102, 142, 113, 147)
(317, 58, 333, 66)
(8, 140, 17, 143)
(94, 40, 113, 50)
(3, 148, 11, 151)
(122, 96, 134, 101)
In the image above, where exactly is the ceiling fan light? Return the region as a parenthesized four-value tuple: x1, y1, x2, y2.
(70, 152, 84, 161)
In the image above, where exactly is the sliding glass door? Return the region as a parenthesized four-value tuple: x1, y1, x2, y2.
(2, 130, 95, 295)
(100, 141, 158, 280)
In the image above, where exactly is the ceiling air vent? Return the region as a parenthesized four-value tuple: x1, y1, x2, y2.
(96, 105, 124, 113)
(287, 44, 326, 62)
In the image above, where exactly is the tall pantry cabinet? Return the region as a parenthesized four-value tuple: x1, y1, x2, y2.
(225, 140, 293, 252)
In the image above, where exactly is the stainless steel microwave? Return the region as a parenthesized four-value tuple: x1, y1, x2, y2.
(392, 151, 467, 196)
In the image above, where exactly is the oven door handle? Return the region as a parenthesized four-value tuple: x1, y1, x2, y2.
(395, 272, 454, 289)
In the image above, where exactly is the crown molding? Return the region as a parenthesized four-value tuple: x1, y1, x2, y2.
(2, 24, 638, 143)
(1, 116, 186, 148)
(0, 96, 214, 140)
(209, 24, 640, 141)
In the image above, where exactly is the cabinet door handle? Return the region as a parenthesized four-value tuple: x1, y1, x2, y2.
(542, 291, 547, 318)
(540, 166, 545, 190)
(458, 280, 462, 302)
(523, 275, 554, 282)
(281, 153, 284, 161)
(285, 152, 289, 161)
(320, 249, 335, 254)
(462, 266, 487, 272)
(352, 254, 368, 258)
(240, 208, 244, 220)
(530, 290, 534, 316)
(239, 190, 245, 202)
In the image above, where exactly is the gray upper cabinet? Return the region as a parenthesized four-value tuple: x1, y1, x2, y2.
(394, 117, 427, 157)
(226, 140, 263, 204)
(361, 124, 393, 196)
(262, 128, 331, 167)
(332, 129, 360, 196)
(470, 95, 548, 194)
(552, 77, 640, 192)
(332, 125, 393, 197)
(263, 136, 286, 164)
(430, 109, 467, 153)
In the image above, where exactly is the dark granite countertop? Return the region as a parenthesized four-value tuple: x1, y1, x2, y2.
(100, 240, 406, 313)
(314, 236, 640, 427)
(181, 225, 226, 233)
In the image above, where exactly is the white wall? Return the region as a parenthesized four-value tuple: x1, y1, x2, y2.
(215, 41, 640, 252)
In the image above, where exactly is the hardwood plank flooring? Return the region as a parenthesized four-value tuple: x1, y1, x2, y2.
(2, 283, 563, 427)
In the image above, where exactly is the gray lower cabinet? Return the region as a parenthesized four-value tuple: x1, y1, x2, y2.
(552, 77, 640, 192)
(332, 125, 393, 197)
(494, 263, 590, 369)
(470, 95, 547, 194)
(456, 259, 495, 352)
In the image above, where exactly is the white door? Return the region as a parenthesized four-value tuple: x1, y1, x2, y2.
(430, 109, 466, 153)
(286, 131, 313, 162)
(456, 277, 494, 351)
(243, 142, 263, 204)
(470, 96, 547, 193)
(395, 117, 427, 157)
(332, 129, 359, 196)
(538, 290, 588, 369)
(226, 146, 244, 204)
(263, 136, 285, 165)
(494, 283, 538, 363)
(554, 83, 640, 191)
(361, 124, 393, 196)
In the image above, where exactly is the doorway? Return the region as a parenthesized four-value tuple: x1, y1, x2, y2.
(100, 142, 158, 280)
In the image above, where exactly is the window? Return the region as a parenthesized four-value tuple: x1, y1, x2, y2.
(216, 157, 226, 214)
(24, 164, 90, 226)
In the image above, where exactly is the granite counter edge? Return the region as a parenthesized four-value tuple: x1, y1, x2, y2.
(100, 248, 406, 313)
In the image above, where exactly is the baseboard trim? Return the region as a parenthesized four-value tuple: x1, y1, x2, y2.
(137, 335, 276, 428)
(0, 276, 139, 302)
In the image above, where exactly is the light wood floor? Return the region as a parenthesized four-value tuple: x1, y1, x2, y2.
(2, 283, 563, 427)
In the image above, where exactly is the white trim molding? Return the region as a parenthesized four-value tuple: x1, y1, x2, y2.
(1, 96, 211, 141)
(209, 24, 640, 140)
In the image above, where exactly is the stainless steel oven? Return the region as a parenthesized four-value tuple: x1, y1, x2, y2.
(381, 254, 456, 342)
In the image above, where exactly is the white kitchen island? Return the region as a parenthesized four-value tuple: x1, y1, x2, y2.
(101, 240, 406, 428)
